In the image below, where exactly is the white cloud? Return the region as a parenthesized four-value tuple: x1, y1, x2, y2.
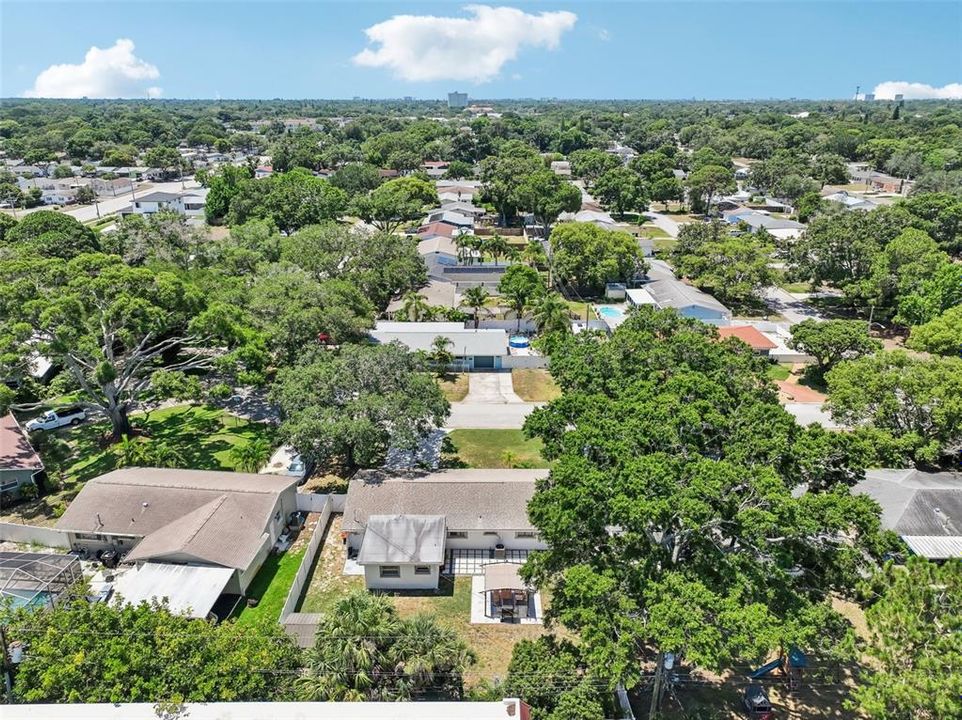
(353, 5, 577, 83)
(24, 39, 162, 98)
(872, 80, 962, 100)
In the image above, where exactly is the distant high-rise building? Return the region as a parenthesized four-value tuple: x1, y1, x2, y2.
(863, 93, 875, 101)
(447, 91, 468, 109)
(894, 94, 904, 102)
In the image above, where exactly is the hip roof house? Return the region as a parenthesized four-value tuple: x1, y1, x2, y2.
(56, 468, 299, 606)
(853, 468, 962, 560)
(0, 412, 44, 500)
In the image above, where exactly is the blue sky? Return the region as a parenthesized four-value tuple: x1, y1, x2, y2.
(2, 1, 960, 100)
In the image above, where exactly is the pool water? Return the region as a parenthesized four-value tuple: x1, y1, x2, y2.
(597, 306, 624, 319)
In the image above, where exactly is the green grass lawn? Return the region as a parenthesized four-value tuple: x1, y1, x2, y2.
(443, 429, 549, 469)
(436, 373, 469, 402)
(511, 369, 561, 402)
(766, 363, 793, 381)
(639, 224, 670, 239)
(232, 546, 306, 626)
(63, 404, 276, 485)
(4, 404, 277, 526)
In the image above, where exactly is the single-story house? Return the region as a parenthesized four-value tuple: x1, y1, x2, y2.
(438, 200, 485, 217)
(550, 160, 571, 176)
(823, 190, 879, 212)
(425, 209, 474, 229)
(56, 468, 299, 602)
(119, 188, 208, 218)
(418, 235, 461, 265)
(342, 468, 548, 589)
(370, 321, 508, 370)
(0, 413, 44, 500)
(627, 278, 732, 324)
(417, 221, 460, 241)
(717, 325, 778, 355)
(853, 468, 962, 560)
(386, 281, 458, 315)
(724, 209, 806, 240)
(558, 211, 617, 229)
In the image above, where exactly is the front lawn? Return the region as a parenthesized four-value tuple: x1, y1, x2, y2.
(232, 546, 306, 626)
(3, 404, 276, 526)
(767, 363, 794, 381)
(443, 429, 549, 469)
(437, 373, 470, 402)
(511, 369, 561, 402)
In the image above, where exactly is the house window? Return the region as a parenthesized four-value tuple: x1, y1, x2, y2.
(379, 566, 400, 578)
(483, 531, 500, 536)
(414, 566, 431, 575)
(515, 532, 537, 539)
(447, 531, 467, 539)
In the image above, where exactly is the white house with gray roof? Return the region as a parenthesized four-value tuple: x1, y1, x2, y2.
(853, 468, 962, 560)
(627, 278, 732, 324)
(370, 321, 509, 370)
(343, 469, 547, 589)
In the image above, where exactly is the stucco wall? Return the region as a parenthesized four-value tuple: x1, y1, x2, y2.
(363, 563, 439, 590)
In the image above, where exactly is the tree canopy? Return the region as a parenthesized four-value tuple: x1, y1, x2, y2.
(521, 308, 885, 687)
(270, 342, 449, 470)
(549, 222, 648, 294)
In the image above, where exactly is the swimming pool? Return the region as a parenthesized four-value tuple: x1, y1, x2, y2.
(597, 306, 625, 319)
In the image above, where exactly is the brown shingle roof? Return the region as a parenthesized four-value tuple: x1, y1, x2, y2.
(56, 468, 296, 570)
(0, 413, 43, 472)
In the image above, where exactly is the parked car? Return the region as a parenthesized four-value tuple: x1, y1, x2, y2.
(286, 454, 316, 486)
(25, 406, 86, 432)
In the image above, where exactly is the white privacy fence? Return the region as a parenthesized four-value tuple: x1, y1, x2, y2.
(0, 522, 71, 548)
(278, 493, 345, 623)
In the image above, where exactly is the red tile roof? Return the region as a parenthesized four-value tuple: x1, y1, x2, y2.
(0, 413, 43, 471)
(717, 325, 777, 351)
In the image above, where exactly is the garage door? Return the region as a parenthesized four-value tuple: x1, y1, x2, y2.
(473, 356, 495, 369)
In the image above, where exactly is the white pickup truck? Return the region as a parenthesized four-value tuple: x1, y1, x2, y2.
(25, 406, 87, 432)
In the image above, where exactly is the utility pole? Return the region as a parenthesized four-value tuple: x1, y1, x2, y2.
(648, 650, 665, 720)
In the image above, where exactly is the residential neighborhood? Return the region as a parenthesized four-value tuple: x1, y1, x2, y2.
(0, 2, 960, 719)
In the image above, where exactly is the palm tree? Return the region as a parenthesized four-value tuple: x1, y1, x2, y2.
(229, 437, 272, 473)
(530, 291, 572, 336)
(399, 291, 431, 322)
(428, 336, 455, 377)
(482, 233, 511, 266)
(143, 440, 187, 469)
(460, 286, 490, 329)
(503, 289, 530, 332)
(116, 434, 147, 467)
(453, 231, 473, 266)
(520, 239, 548, 268)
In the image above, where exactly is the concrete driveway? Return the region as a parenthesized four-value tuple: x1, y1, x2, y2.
(465, 372, 524, 403)
(761, 286, 825, 326)
(446, 372, 541, 428)
(643, 211, 681, 238)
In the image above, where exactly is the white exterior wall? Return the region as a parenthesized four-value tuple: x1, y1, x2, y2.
(445, 530, 546, 551)
(363, 563, 440, 590)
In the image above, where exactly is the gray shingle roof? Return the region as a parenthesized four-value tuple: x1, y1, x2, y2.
(358, 515, 446, 565)
(854, 468, 962, 559)
(342, 469, 547, 534)
(644, 278, 731, 317)
(371, 322, 508, 356)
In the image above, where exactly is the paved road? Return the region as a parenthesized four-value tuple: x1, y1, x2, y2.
(445, 402, 542, 429)
(783, 403, 844, 429)
(3, 180, 201, 223)
(761, 286, 825, 326)
(643, 211, 682, 238)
